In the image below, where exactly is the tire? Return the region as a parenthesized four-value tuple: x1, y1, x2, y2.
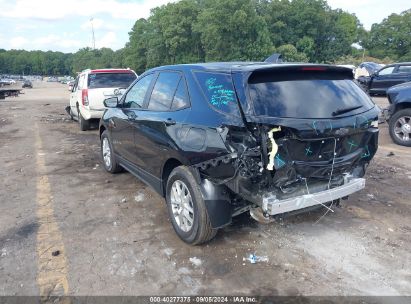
(389, 108, 411, 147)
(67, 107, 74, 120)
(166, 166, 217, 245)
(100, 130, 122, 173)
(79, 111, 90, 131)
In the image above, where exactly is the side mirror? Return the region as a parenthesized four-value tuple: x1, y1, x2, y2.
(104, 97, 118, 108)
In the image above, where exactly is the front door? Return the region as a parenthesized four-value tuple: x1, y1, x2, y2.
(370, 66, 397, 93)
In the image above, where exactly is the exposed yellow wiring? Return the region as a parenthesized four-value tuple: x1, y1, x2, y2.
(266, 126, 281, 171)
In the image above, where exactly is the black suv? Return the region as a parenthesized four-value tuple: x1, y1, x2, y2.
(385, 82, 411, 146)
(99, 63, 379, 244)
(358, 62, 411, 95)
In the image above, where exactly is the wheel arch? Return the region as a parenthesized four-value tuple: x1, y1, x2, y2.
(162, 159, 233, 229)
(393, 102, 411, 113)
(161, 158, 183, 197)
(99, 125, 106, 139)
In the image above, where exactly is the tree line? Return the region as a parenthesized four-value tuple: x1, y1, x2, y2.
(1, 0, 410, 76)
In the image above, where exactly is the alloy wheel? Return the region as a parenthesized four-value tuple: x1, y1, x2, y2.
(170, 180, 194, 232)
(393, 115, 411, 142)
(102, 138, 111, 168)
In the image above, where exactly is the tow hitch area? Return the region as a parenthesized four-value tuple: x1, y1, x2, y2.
(192, 113, 379, 222)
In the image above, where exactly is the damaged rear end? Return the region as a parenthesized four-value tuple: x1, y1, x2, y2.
(194, 64, 379, 223)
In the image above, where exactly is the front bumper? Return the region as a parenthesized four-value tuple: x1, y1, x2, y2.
(262, 177, 365, 215)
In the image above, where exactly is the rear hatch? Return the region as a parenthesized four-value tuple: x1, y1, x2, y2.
(239, 65, 380, 180)
(87, 71, 136, 110)
(244, 65, 375, 121)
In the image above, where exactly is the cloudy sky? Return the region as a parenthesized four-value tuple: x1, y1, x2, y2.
(0, 0, 409, 53)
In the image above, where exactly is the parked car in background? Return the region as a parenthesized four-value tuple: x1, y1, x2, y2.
(354, 62, 383, 79)
(0, 78, 16, 85)
(0, 79, 10, 87)
(386, 82, 411, 146)
(22, 80, 32, 88)
(357, 62, 411, 95)
(68, 68, 137, 130)
(99, 62, 379, 244)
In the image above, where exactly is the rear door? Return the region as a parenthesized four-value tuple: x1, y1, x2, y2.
(395, 65, 411, 83)
(131, 71, 190, 177)
(110, 73, 155, 166)
(87, 72, 137, 110)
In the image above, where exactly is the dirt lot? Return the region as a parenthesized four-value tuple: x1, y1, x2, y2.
(0, 82, 410, 296)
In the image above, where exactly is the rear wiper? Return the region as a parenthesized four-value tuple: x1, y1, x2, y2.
(332, 105, 363, 116)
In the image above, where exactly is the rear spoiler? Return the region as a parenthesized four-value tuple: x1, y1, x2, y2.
(264, 53, 283, 63)
(248, 65, 354, 84)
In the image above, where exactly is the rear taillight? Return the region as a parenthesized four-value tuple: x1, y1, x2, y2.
(82, 89, 89, 106)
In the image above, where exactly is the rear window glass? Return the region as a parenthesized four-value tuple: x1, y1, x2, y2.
(248, 71, 374, 119)
(88, 72, 136, 89)
(194, 71, 240, 116)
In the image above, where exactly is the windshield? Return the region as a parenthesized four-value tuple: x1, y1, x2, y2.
(88, 72, 136, 89)
(248, 73, 374, 119)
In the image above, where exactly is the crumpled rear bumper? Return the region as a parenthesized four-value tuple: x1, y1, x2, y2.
(262, 177, 365, 215)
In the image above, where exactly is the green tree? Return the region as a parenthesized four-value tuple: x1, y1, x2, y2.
(276, 44, 308, 62)
(194, 0, 273, 61)
(123, 18, 150, 73)
(363, 10, 411, 61)
(261, 0, 362, 62)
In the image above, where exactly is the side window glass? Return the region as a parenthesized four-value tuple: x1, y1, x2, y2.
(378, 67, 395, 75)
(194, 71, 240, 116)
(398, 66, 411, 73)
(148, 72, 180, 111)
(77, 75, 85, 90)
(72, 77, 79, 92)
(123, 74, 154, 109)
(171, 79, 190, 110)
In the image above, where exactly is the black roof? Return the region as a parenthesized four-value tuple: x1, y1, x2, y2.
(148, 62, 353, 74)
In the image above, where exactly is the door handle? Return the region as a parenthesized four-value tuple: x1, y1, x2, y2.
(164, 118, 176, 126)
